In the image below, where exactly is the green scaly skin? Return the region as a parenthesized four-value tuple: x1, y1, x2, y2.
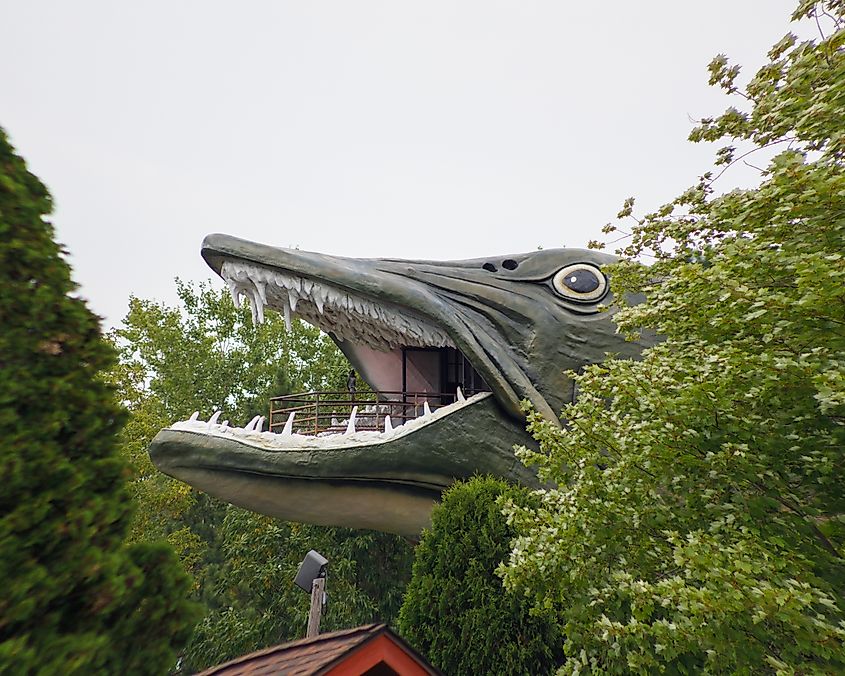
(149, 234, 653, 537)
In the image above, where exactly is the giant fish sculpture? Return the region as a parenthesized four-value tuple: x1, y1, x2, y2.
(149, 234, 653, 537)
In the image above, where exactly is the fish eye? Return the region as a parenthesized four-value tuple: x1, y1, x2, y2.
(552, 264, 607, 302)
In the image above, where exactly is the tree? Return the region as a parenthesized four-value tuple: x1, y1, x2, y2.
(108, 280, 413, 673)
(108, 280, 350, 569)
(184, 514, 413, 671)
(0, 127, 199, 673)
(398, 478, 564, 675)
(499, 3, 845, 673)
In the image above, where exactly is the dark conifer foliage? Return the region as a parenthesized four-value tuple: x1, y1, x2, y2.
(398, 477, 564, 675)
(0, 128, 199, 673)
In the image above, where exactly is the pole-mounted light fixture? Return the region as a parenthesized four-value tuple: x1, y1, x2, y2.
(295, 550, 328, 637)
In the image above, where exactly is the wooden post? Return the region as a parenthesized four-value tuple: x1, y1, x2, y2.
(306, 577, 325, 638)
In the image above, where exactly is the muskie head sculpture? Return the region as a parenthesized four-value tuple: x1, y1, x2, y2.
(149, 234, 653, 537)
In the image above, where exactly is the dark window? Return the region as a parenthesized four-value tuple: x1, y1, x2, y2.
(362, 662, 399, 676)
(439, 347, 490, 402)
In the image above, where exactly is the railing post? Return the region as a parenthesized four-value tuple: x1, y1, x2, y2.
(314, 393, 319, 435)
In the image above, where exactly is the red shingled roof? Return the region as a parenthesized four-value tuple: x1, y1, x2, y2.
(196, 624, 439, 676)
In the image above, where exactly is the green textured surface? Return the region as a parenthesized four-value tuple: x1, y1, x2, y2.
(149, 235, 654, 535)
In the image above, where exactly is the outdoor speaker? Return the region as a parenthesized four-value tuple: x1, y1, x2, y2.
(294, 549, 328, 593)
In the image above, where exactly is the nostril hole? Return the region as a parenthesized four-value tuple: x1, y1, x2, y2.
(502, 259, 518, 270)
(482, 262, 497, 272)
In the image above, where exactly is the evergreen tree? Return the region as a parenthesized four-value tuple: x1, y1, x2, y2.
(399, 478, 564, 675)
(0, 128, 199, 674)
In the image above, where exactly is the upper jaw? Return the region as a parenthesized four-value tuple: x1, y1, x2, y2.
(201, 233, 548, 421)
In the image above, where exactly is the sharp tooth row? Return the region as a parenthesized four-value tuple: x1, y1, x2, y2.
(170, 393, 487, 448)
(220, 260, 454, 352)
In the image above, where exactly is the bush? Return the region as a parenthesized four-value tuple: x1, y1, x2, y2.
(398, 477, 563, 675)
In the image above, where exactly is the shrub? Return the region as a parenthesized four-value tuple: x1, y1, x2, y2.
(399, 477, 563, 675)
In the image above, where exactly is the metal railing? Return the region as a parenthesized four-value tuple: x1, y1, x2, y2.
(268, 390, 478, 435)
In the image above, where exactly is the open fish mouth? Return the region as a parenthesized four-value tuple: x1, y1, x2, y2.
(218, 254, 485, 435)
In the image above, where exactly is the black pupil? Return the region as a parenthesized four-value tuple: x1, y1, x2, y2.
(564, 269, 600, 293)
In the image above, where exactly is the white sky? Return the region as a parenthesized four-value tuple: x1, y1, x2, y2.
(2, 1, 800, 328)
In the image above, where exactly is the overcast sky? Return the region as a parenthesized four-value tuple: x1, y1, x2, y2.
(3, 1, 800, 328)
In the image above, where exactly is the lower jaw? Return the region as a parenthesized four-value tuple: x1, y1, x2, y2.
(150, 394, 539, 536)
(170, 468, 441, 537)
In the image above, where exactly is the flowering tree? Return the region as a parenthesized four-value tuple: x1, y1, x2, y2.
(499, 3, 845, 672)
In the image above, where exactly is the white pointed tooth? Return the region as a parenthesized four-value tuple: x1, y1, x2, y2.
(208, 410, 222, 426)
(257, 416, 265, 431)
(246, 291, 258, 325)
(189, 411, 199, 421)
(221, 420, 229, 428)
(289, 290, 299, 312)
(284, 297, 292, 332)
(253, 278, 267, 304)
(227, 280, 242, 309)
(312, 287, 325, 314)
(254, 290, 265, 324)
(423, 401, 432, 417)
(457, 387, 465, 403)
(384, 415, 393, 433)
(245, 415, 260, 431)
(282, 412, 295, 435)
(345, 406, 358, 435)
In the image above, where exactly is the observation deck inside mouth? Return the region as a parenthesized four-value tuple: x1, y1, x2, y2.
(220, 259, 491, 430)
